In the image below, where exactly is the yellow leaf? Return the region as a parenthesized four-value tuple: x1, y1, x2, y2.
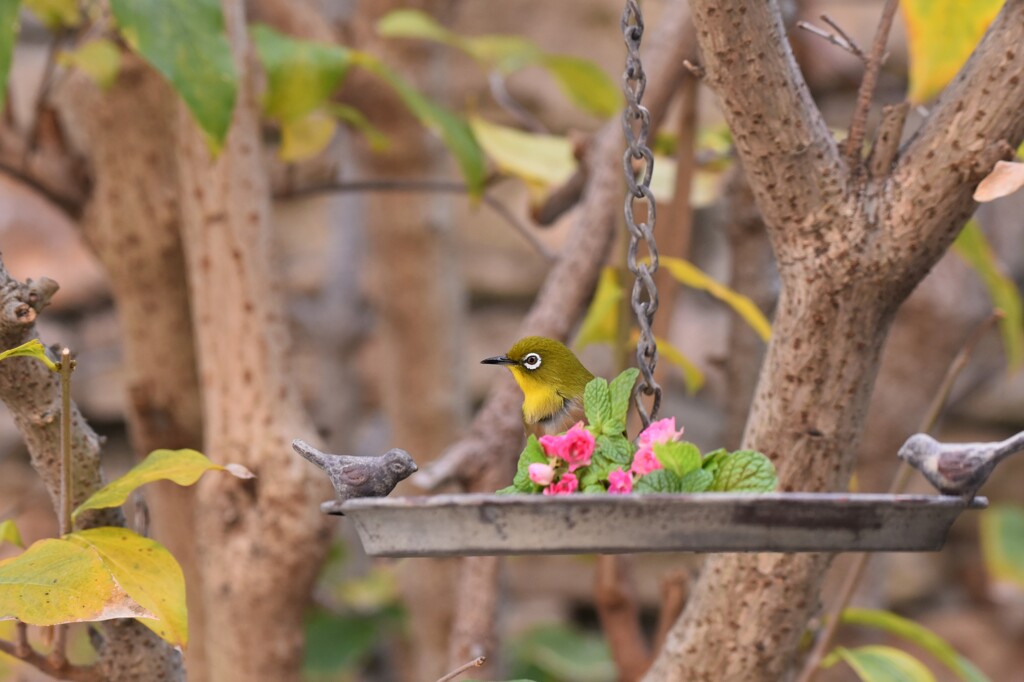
(328, 103, 390, 152)
(953, 220, 1023, 371)
(74, 448, 254, 520)
(67, 528, 187, 648)
(574, 267, 622, 349)
(24, 0, 79, 29)
(0, 520, 21, 548)
(659, 257, 772, 342)
(981, 505, 1024, 589)
(279, 111, 337, 162)
(974, 161, 1024, 203)
(58, 39, 121, 90)
(902, 0, 1005, 103)
(653, 334, 705, 394)
(470, 117, 576, 188)
(0, 538, 152, 626)
(824, 645, 936, 682)
(0, 339, 58, 371)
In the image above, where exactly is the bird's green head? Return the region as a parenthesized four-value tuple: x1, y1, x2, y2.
(481, 336, 594, 406)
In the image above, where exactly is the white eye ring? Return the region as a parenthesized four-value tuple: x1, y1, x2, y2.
(522, 353, 542, 370)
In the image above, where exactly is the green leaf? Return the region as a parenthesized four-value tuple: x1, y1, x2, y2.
(74, 448, 253, 519)
(539, 54, 619, 118)
(511, 624, 615, 682)
(841, 608, 991, 682)
(469, 116, 576, 191)
(654, 441, 702, 479)
(953, 220, 1024, 371)
(902, 0, 1004, 103)
(251, 24, 350, 123)
(980, 505, 1024, 590)
(702, 448, 729, 476)
(595, 434, 632, 465)
(660, 256, 772, 342)
(24, 0, 78, 29)
(574, 267, 622, 349)
(354, 53, 486, 196)
(608, 368, 639, 429)
(634, 469, 682, 494)
(111, 0, 237, 147)
(58, 38, 122, 89)
(376, 9, 458, 47)
(709, 450, 777, 492)
(679, 468, 713, 493)
(328, 103, 390, 152)
(583, 377, 611, 432)
(0, 520, 22, 548)
(0, 537, 152, 626)
(67, 528, 187, 647)
(0, 0, 19, 114)
(463, 35, 540, 71)
(279, 111, 337, 161)
(823, 645, 936, 682)
(0, 339, 57, 371)
(655, 334, 705, 394)
(506, 435, 547, 493)
(582, 483, 605, 493)
(304, 605, 402, 673)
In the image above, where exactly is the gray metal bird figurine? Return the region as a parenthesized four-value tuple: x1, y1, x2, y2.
(897, 431, 1024, 499)
(293, 439, 417, 512)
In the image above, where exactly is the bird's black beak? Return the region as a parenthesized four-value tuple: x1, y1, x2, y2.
(481, 355, 517, 366)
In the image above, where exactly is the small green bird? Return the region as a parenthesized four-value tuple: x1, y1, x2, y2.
(482, 336, 594, 437)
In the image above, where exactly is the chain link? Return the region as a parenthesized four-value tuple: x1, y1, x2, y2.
(621, 0, 661, 428)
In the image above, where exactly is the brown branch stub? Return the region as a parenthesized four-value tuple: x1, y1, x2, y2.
(654, 570, 690, 653)
(796, 18, 865, 62)
(0, 636, 102, 682)
(844, 0, 900, 168)
(682, 60, 705, 79)
(436, 656, 486, 682)
(867, 101, 910, 178)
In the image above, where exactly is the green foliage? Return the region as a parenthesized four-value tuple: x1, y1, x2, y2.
(58, 39, 122, 89)
(607, 368, 639, 433)
(679, 468, 713, 493)
(74, 448, 253, 519)
(0, 339, 58, 371)
(902, 0, 1004, 103)
(824, 645, 936, 682)
(953, 220, 1024, 371)
(841, 608, 990, 682)
(583, 377, 612, 433)
(24, 0, 78, 29)
(111, 0, 237, 147)
(469, 117, 576, 200)
(595, 434, 632, 465)
(66, 528, 187, 647)
(0, 519, 22, 548)
(980, 504, 1024, 589)
(303, 605, 403, 678)
(508, 624, 615, 682)
(709, 450, 778, 493)
(654, 441, 702, 479)
(377, 9, 619, 118)
(701, 448, 729, 477)
(498, 435, 547, 494)
(0, 0, 19, 113)
(634, 469, 682, 494)
(328, 103, 389, 151)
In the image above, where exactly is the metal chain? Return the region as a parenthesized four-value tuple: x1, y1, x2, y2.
(621, 0, 661, 428)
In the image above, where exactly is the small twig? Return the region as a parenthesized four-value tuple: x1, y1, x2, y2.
(0, 636, 100, 682)
(795, 311, 1001, 682)
(682, 60, 704, 79)
(594, 555, 650, 682)
(14, 622, 28, 657)
(867, 102, 910, 178)
(275, 178, 556, 261)
(488, 71, 548, 133)
(796, 20, 865, 62)
(435, 656, 485, 682)
(844, 0, 900, 167)
(58, 348, 73, 536)
(820, 15, 866, 59)
(653, 570, 690, 653)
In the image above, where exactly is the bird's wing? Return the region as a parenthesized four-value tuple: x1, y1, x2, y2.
(339, 463, 371, 487)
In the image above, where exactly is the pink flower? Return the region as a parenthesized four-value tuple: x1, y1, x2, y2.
(528, 463, 555, 486)
(630, 447, 663, 476)
(638, 417, 684, 447)
(543, 472, 579, 495)
(608, 468, 633, 494)
(539, 422, 595, 472)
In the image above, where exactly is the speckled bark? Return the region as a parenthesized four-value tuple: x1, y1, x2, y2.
(645, 1, 1024, 680)
(174, 1, 332, 680)
(0, 259, 183, 680)
(53, 57, 210, 682)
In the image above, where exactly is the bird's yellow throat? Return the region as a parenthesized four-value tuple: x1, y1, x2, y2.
(509, 366, 567, 424)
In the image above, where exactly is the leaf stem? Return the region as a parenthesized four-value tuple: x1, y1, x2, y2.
(435, 656, 485, 682)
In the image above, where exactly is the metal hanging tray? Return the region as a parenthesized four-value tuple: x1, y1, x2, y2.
(326, 493, 987, 557)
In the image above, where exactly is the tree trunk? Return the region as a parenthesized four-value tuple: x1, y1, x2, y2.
(174, 1, 332, 679)
(53, 57, 210, 681)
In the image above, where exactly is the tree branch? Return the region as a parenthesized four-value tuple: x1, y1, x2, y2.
(867, 101, 910, 178)
(689, 0, 843, 232)
(888, 0, 1024, 271)
(843, 0, 899, 167)
(0, 637, 101, 682)
(0, 126, 89, 218)
(595, 555, 650, 682)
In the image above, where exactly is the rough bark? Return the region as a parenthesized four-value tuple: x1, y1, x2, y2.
(174, 1, 332, 679)
(645, 1, 1024, 680)
(0, 259, 182, 680)
(52, 57, 210, 681)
